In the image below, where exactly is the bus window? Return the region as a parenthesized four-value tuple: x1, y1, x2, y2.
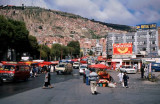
(16, 66, 19, 71)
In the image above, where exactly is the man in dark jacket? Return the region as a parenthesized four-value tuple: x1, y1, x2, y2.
(42, 69, 53, 89)
(141, 63, 145, 78)
(83, 69, 86, 83)
(123, 72, 129, 88)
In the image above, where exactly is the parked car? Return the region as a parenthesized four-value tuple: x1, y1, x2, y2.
(79, 64, 88, 75)
(73, 62, 80, 69)
(151, 62, 160, 72)
(120, 66, 137, 74)
(55, 63, 73, 75)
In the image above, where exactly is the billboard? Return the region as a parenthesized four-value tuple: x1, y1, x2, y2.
(136, 23, 157, 30)
(113, 43, 132, 55)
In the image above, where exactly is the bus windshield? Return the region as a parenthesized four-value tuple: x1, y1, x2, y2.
(2, 65, 15, 71)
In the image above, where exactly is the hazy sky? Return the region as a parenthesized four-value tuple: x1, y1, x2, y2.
(0, 0, 160, 26)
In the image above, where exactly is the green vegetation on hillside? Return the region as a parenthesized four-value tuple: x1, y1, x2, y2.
(91, 20, 135, 32)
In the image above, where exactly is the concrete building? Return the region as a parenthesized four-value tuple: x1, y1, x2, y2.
(106, 29, 159, 58)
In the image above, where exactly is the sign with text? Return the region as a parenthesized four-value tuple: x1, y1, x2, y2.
(113, 43, 132, 55)
(136, 23, 157, 30)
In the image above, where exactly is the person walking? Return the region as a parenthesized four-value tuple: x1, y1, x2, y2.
(117, 71, 124, 87)
(42, 69, 53, 89)
(141, 63, 145, 78)
(144, 65, 149, 79)
(88, 70, 99, 95)
(83, 69, 86, 83)
(123, 72, 129, 88)
(85, 68, 90, 85)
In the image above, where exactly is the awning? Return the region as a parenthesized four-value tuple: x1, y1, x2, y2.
(88, 64, 109, 69)
(97, 56, 107, 61)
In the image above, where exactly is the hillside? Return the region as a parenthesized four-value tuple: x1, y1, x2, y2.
(0, 6, 129, 40)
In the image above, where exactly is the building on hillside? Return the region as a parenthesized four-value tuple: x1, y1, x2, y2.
(95, 43, 103, 56)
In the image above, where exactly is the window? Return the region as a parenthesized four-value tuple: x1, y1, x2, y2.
(153, 47, 156, 51)
(142, 48, 146, 51)
(152, 41, 155, 44)
(16, 66, 19, 71)
(109, 49, 112, 52)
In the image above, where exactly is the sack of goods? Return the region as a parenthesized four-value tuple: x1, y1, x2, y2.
(108, 83, 116, 88)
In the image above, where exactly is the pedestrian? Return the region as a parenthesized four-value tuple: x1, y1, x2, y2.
(83, 69, 86, 83)
(123, 72, 129, 88)
(33, 66, 37, 77)
(42, 69, 53, 89)
(117, 71, 124, 87)
(88, 70, 99, 95)
(144, 65, 149, 79)
(85, 68, 90, 85)
(134, 64, 138, 70)
(141, 63, 145, 78)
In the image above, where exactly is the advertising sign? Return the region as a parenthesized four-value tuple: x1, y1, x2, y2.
(136, 23, 157, 30)
(113, 43, 132, 55)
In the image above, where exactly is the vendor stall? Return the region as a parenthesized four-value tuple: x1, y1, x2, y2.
(88, 64, 114, 87)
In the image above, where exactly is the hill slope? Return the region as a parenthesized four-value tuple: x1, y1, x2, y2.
(0, 6, 130, 39)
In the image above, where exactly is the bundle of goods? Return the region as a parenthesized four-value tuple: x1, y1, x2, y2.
(98, 71, 111, 81)
(108, 83, 116, 88)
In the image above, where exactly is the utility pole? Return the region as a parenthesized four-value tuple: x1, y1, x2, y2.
(149, 30, 152, 58)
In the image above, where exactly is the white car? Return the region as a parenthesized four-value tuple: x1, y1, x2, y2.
(79, 64, 88, 75)
(55, 63, 73, 75)
(73, 62, 80, 69)
(120, 66, 137, 74)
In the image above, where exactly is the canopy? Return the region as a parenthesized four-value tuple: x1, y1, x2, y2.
(18, 61, 33, 65)
(97, 56, 106, 61)
(71, 59, 79, 62)
(38, 61, 52, 67)
(80, 56, 88, 60)
(89, 64, 109, 69)
(50, 61, 59, 65)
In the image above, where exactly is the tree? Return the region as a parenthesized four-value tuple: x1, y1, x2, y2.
(28, 35, 39, 59)
(0, 15, 12, 60)
(50, 43, 62, 60)
(67, 46, 75, 58)
(67, 41, 80, 58)
(0, 15, 39, 61)
(39, 44, 50, 61)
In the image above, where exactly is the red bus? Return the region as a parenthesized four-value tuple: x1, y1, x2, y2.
(0, 62, 30, 82)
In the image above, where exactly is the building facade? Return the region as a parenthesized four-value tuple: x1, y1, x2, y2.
(106, 29, 159, 58)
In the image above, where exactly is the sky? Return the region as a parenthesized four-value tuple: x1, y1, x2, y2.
(0, 0, 160, 26)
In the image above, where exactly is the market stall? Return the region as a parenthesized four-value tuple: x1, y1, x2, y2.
(88, 64, 114, 87)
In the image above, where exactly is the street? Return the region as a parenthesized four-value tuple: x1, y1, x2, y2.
(0, 69, 160, 104)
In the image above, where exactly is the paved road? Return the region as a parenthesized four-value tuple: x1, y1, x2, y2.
(0, 69, 79, 98)
(0, 69, 160, 104)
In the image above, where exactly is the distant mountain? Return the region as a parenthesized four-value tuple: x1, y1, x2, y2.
(0, 6, 131, 39)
